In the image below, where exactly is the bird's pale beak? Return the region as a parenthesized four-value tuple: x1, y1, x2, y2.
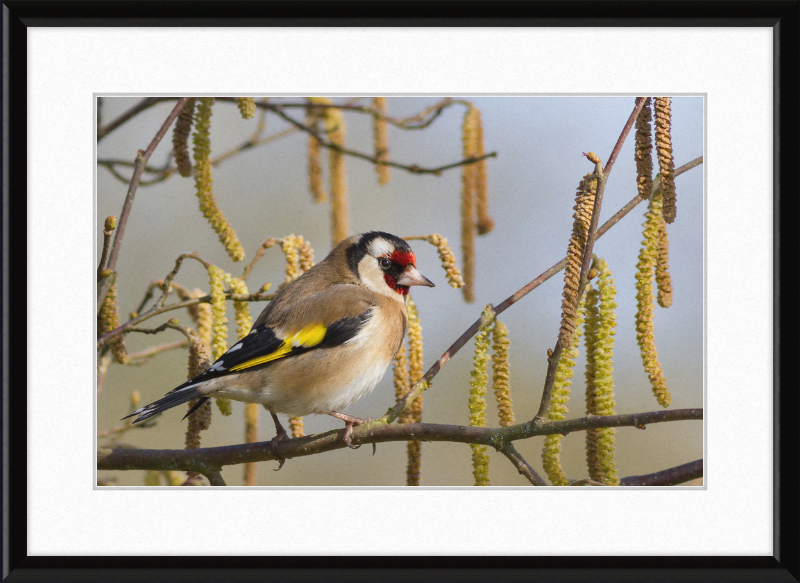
(396, 265, 435, 287)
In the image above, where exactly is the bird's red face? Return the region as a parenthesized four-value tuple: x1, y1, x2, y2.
(382, 250, 417, 295)
(349, 231, 435, 299)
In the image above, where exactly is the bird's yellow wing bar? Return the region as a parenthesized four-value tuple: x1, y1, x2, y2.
(229, 323, 327, 371)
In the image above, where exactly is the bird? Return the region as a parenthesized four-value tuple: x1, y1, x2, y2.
(124, 231, 435, 456)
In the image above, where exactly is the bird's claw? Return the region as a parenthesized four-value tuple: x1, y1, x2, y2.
(271, 430, 289, 471)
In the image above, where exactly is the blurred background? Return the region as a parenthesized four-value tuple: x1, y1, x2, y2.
(96, 96, 703, 487)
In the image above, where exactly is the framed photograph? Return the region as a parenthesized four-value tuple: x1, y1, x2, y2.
(4, 2, 796, 581)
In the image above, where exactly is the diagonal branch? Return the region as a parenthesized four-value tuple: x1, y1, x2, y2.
(501, 443, 547, 486)
(97, 98, 191, 309)
(384, 154, 702, 425)
(534, 97, 647, 423)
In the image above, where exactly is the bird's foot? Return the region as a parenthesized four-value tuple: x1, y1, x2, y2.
(328, 412, 374, 451)
(271, 430, 289, 471)
(269, 411, 290, 471)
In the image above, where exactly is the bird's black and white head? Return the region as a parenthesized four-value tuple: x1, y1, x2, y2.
(345, 231, 434, 301)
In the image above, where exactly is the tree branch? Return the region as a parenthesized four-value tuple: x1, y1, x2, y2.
(204, 471, 227, 486)
(97, 97, 171, 141)
(97, 98, 191, 308)
(98, 408, 701, 473)
(620, 459, 703, 486)
(264, 103, 497, 176)
(534, 98, 647, 422)
(385, 147, 701, 425)
(500, 443, 547, 486)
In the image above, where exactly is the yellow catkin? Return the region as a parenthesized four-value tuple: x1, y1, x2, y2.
(636, 192, 672, 407)
(184, 326, 213, 467)
(244, 403, 259, 486)
(172, 98, 196, 178)
(324, 104, 349, 246)
(186, 326, 212, 378)
(393, 342, 410, 402)
(227, 276, 253, 341)
(634, 97, 654, 200)
(190, 288, 212, 350)
(185, 398, 212, 452)
(460, 106, 479, 303)
(583, 259, 619, 486)
(654, 97, 677, 223)
(491, 321, 514, 427)
(236, 97, 256, 119)
(130, 389, 140, 412)
(162, 471, 184, 486)
(655, 217, 673, 308)
(192, 97, 245, 262)
(284, 236, 312, 437)
(372, 97, 390, 185)
(473, 108, 494, 235)
(559, 173, 597, 349)
(144, 471, 161, 486)
(173, 284, 213, 350)
(297, 235, 315, 272)
(426, 234, 465, 288)
(306, 102, 326, 203)
(542, 302, 584, 486)
(288, 416, 305, 438)
(468, 306, 494, 486)
(99, 281, 128, 364)
(280, 235, 301, 288)
(404, 298, 424, 486)
(207, 264, 232, 416)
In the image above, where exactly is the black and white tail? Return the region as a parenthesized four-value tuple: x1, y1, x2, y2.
(121, 380, 208, 424)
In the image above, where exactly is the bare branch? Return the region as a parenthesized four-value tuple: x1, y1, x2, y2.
(620, 459, 703, 486)
(534, 98, 647, 422)
(387, 154, 702, 424)
(265, 103, 497, 176)
(501, 443, 547, 486)
(204, 471, 227, 487)
(97, 97, 172, 141)
(97, 98, 191, 309)
(97, 408, 702, 474)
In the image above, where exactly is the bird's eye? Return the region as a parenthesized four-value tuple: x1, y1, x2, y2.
(379, 258, 392, 270)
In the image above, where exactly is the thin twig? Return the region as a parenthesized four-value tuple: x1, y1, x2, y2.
(97, 218, 116, 282)
(97, 290, 274, 348)
(383, 154, 702, 424)
(501, 443, 547, 486)
(126, 340, 189, 361)
(97, 408, 702, 474)
(97, 98, 191, 308)
(265, 103, 497, 176)
(534, 99, 647, 422)
(232, 97, 456, 130)
(97, 97, 171, 141)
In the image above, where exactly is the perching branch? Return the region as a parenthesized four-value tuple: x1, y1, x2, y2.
(98, 408, 702, 475)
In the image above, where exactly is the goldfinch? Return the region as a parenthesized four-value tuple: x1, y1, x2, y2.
(125, 231, 434, 451)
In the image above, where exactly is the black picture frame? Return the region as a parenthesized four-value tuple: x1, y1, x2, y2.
(2, 2, 798, 582)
